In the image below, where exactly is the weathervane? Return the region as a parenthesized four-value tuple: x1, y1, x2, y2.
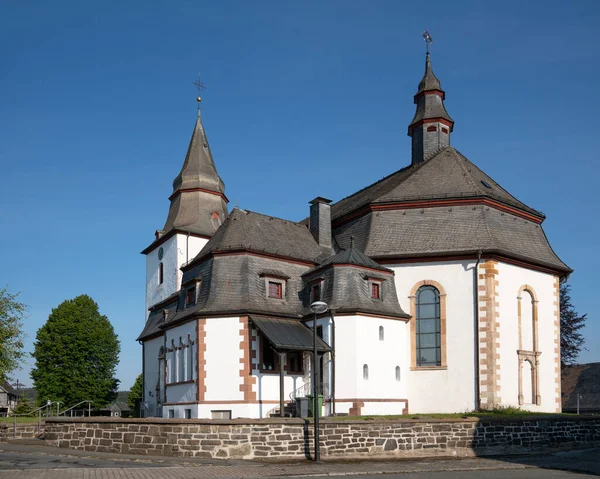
(192, 74, 206, 117)
(422, 29, 433, 54)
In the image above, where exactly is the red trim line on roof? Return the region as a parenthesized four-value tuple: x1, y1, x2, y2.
(408, 117, 454, 135)
(375, 253, 563, 276)
(414, 89, 445, 101)
(182, 249, 317, 270)
(332, 197, 543, 229)
(169, 187, 229, 203)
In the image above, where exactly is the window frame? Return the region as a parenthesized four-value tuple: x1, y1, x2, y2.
(409, 280, 447, 370)
(186, 286, 196, 306)
(368, 278, 383, 300)
(264, 278, 285, 300)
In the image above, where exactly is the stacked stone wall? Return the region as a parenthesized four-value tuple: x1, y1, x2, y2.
(44, 417, 600, 460)
(0, 423, 43, 442)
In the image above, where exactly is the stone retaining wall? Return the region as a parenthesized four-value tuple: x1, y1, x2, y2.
(44, 416, 600, 460)
(0, 423, 43, 441)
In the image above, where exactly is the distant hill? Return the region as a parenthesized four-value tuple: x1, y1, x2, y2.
(562, 362, 600, 413)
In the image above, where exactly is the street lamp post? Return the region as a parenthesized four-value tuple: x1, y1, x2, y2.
(310, 300, 328, 462)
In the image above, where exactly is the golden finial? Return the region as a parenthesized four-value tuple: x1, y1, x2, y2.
(192, 74, 206, 118)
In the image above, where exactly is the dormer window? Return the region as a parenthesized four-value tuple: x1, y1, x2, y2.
(311, 282, 322, 302)
(371, 281, 381, 300)
(186, 286, 196, 306)
(268, 281, 283, 299)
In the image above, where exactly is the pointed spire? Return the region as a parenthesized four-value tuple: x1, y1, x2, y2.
(416, 53, 442, 95)
(408, 39, 455, 165)
(160, 96, 229, 238)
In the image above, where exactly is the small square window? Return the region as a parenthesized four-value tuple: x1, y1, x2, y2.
(268, 281, 283, 299)
(371, 282, 381, 299)
(184, 408, 192, 419)
(168, 409, 175, 419)
(186, 286, 196, 305)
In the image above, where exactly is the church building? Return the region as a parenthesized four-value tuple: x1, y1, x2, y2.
(138, 48, 571, 419)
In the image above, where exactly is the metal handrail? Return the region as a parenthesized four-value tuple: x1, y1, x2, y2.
(58, 400, 93, 417)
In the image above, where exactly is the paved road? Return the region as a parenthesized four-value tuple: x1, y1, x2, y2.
(0, 443, 597, 478)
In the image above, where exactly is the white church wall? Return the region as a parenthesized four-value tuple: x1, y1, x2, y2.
(205, 317, 243, 402)
(142, 336, 164, 417)
(334, 315, 407, 412)
(496, 262, 558, 412)
(145, 235, 208, 320)
(175, 235, 208, 276)
(390, 260, 478, 414)
(145, 235, 178, 319)
(164, 321, 197, 407)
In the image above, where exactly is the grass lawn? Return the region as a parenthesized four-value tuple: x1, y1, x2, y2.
(328, 409, 576, 421)
(0, 416, 43, 424)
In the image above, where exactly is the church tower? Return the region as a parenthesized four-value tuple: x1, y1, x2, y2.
(408, 49, 454, 165)
(141, 98, 228, 318)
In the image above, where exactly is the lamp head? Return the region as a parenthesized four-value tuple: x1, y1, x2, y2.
(310, 301, 328, 314)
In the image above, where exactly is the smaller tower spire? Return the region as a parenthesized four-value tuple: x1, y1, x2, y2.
(408, 31, 454, 165)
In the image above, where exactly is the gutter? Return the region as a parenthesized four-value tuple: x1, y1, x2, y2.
(329, 309, 336, 416)
(474, 250, 482, 410)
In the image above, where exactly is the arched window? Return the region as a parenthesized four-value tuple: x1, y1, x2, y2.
(395, 366, 401, 381)
(416, 286, 441, 367)
(363, 364, 369, 380)
(379, 326, 384, 341)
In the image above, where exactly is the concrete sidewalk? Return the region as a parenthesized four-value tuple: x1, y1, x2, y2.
(0, 443, 598, 478)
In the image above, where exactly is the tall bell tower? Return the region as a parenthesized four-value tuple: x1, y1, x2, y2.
(141, 95, 228, 318)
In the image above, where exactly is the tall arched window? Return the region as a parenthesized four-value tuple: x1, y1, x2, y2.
(416, 286, 441, 367)
(158, 262, 164, 285)
(379, 326, 384, 341)
(363, 364, 369, 380)
(395, 366, 401, 381)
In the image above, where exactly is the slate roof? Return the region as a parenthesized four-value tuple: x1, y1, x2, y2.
(333, 205, 570, 273)
(172, 115, 225, 194)
(306, 245, 392, 275)
(187, 208, 325, 266)
(251, 316, 331, 352)
(0, 381, 17, 397)
(331, 147, 544, 222)
(303, 247, 409, 319)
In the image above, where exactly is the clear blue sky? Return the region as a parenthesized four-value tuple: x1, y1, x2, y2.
(1, 0, 598, 391)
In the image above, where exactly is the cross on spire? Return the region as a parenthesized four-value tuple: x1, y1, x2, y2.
(422, 29, 433, 54)
(192, 74, 206, 117)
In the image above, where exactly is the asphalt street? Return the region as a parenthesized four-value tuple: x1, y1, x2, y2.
(0, 443, 597, 478)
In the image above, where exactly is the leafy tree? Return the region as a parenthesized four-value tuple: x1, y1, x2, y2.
(31, 295, 120, 408)
(0, 287, 26, 383)
(560, 282, 587, 368)
(12, 395, 33, 415)
(128, 373, 143, 416)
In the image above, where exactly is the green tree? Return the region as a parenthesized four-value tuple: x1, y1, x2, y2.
(31, 295, 120, 408)
(128, 373, 143, 416)
(12, 395, 33, 415)
(0, 287, 26, 383)
(560, 282, 587, 368)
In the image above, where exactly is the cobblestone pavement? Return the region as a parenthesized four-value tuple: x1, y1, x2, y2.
(0, 444, 597, 478)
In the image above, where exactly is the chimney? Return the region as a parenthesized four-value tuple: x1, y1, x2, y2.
(309, 197, 332, 248)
